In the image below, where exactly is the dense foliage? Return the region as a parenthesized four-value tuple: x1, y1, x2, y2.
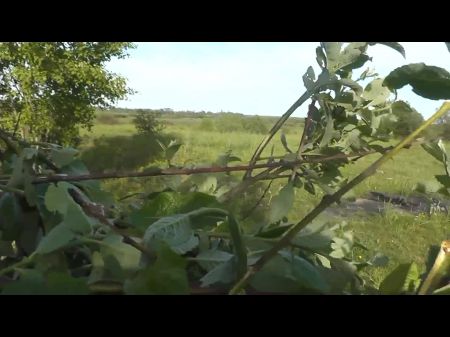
(0, 42, 135, 145)
(0, 42, 450, 295)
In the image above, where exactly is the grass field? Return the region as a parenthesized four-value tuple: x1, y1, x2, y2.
(79, 111, 450, 287)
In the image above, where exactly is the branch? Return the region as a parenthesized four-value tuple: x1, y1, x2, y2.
(229, 101, 450, 295)
(244, 89, 312, 179)
(0, 184, 25, 196)
(67, 188, 153, 258)
(32, 150, 385, 185)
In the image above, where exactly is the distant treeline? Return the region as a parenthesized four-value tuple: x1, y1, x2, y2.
(103, 107, 305, 123)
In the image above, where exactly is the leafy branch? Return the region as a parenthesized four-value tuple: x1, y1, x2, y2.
(229, 102, 450, 294)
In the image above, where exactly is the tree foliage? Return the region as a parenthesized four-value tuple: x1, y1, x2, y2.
(0, 42, 135, 145)
(0, 42, 450, 295)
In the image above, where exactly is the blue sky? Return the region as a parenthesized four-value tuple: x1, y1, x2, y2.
(107, 42, 449, 118)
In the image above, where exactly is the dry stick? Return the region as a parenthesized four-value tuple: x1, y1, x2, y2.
(244, 90, 312, 180)
(67, 188, 153, 258)
(31, 150, 386, 185)
(229, 101, 450, 295)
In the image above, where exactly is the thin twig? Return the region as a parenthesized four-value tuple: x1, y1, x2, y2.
(241, 180, 274, 221)
(32, 150, 384, 185)
(244, 90, 313, 180)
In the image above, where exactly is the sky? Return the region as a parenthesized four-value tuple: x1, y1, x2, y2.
(106, 42, 449, 119)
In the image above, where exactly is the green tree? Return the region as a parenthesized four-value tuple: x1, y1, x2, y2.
(0, 42, 135, 145)
(133, 109, 164, 135)
(390, 100, 424, 136)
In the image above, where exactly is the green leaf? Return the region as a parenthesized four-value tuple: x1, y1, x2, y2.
(339, 78, 363, 95)
(379, 262, 421, 294)
(316, 46, 327, 69)
(436, 175, 450, 188)
(362, 78, 391, 106)
(165, 142, 182, 161)
(0, 193, 23, 241)
(369, 42, 406, 58)
(36, 224, 75, 255)
(101, 234, 141, 273)
(193, 249, 234, 271)
(44, 272, 90, 294)
(1, 269, 46, 295)
(50, 148, 78, 168)
(200, 259, 236, 287)
(63, 202, 94, 234)
(44, 182, 75, 214)
(422, 140, 447, 165)
(279, 251, 330, 293)
(319, 114, 334, 148)
(124, 243, 189, 294)
(383, 63, 450, 100)
(142, 214, 198, 256)
(227, 215, 247, 279)
(129, 191, 221, 232)
(302, 66, 315, 90)
(269, 183, 295, 224)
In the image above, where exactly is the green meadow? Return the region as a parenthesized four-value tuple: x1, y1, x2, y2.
(79, 110, 450, 287)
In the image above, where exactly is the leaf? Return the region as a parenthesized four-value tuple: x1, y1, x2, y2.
(44, 272, 90, 294)
(435, 175, 450, 188)
(421, 140, 447, 165)
(124, 243, 189, 294)
(379, 262, 421, 294)
(362, 78, 391, 106)
(1, 269, 46, 295)
(36, 224, 75, 255)
(44, 182, 75, 214)
(0, 193, 23, 241)
(319, 114, 334, 148)
(280, 131, 292, 153)
(200, 259, 236, 287)
(369, 42, 405, 58)
(316, 46, 327, 69)
(322, 42, 369, 73)
(165, 142, 182, 162)
(279, 251, 331, 293)
(193, 249, 234, 271)
(129, 191, 221, 232)
(101, 234, 141, 273)
(227, 215, 247, 279)
(63, 202, 94, 234)
(339, 78, 363, 95)
(383, 63, 450, 100)
(142, 214, 198, 256)
(302, 66, 316, 90)
(50, 148, 78, 168)
(269, 183, 295, 224)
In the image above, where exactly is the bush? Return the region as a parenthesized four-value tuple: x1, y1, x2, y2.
(391, 101, 424, 137)
(133, 109, 164, 135)
(80, 133, 170, 173)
